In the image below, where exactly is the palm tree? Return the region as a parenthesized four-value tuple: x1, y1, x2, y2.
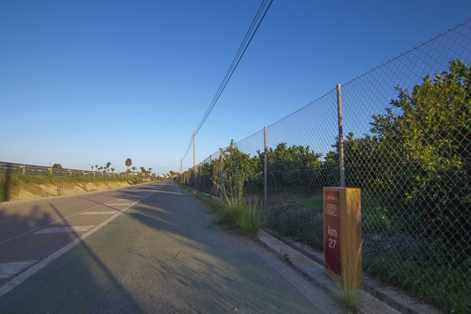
(111, 168, 115, 174)
(91, 165, 94, 172)
(125, 158, 132, 171)
(106, 162, 111, 171)
(95, 165, 99, 172)
(131, 166, 137, 173)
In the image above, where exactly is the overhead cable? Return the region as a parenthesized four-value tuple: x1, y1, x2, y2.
(181, 0, 274, 161)
(195, 0, 273, 135)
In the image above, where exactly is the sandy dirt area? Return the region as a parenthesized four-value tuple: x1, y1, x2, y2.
(9, 181, 133, 201)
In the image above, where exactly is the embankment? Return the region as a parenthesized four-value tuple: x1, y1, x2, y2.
(0, 175, 152, 202)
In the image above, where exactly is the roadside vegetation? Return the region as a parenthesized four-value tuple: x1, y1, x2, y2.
(180, 60, 471, 314)
(179, 180, 263, 237)
(0, 173, 162, 202)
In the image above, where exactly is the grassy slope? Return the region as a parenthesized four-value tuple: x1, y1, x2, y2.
(0, 173, 159, 202)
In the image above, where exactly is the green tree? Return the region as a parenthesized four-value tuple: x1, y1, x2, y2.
(52, 163, 62, 169)
(261, 142, 323, 192)
(125, 158, 132, 171)
(374, 60, 471, 253)
(131, 166, 137, 173)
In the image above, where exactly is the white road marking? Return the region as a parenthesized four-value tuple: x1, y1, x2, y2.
(34, 226, 95, 234)
(104, 203, 132, 206)
(0, 192, 155, 297)
(0, 260, 38, 279)
(81, 211, 117, 215)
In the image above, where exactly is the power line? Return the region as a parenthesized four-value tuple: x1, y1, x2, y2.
(195, 0, 273, 135)
(181, 0, 273, 162)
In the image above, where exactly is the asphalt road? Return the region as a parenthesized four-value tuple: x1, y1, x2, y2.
(0, 180, 341, 313)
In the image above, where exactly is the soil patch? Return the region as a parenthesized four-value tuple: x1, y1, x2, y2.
(9, 181, 132, 201)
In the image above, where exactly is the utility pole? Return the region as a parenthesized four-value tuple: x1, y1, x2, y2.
(337, 84, 345, 187)
(264, 126, 267, 211)
(192, 131, 196, 169)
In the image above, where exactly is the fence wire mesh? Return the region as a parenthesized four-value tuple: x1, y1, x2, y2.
(182, 18, 471, 313)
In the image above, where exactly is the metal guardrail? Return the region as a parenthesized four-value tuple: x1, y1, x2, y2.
(0, 162, 120, 177)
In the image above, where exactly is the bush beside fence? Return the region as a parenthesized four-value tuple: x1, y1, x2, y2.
(180, 19, 471, 313)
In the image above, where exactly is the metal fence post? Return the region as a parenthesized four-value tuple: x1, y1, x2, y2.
(220, 154, 224, 198)
(337, 84, 346, 187)
(234, 142, 238, 200)
(264, 126, 267, 211)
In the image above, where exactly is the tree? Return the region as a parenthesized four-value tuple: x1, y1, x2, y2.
(140, 167, 146, 174)
(374, 60, 471, 253)
(131, 166, 136, 173)
(110, 168, 115, 174)
(106, 162, 111, 172)
(95, 165, 98, 172)
(260, 142, 322, 191)
(91, 165, 94, 172)
(125, 158, 132, 171)
(52, 163, 62, 169)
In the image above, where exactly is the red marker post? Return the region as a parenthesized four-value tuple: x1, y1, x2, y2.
(323, 187, 362, 288)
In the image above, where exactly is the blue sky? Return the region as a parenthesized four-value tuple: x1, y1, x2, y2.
(1, 1, 470, 174)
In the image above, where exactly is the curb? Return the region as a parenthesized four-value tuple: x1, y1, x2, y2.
(182, 187, 442, 314)
(257, 230, 442, 314)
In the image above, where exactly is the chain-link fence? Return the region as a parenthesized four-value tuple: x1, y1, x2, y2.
(181, 18, 471, 313)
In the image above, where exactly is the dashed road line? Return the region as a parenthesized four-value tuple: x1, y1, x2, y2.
(0, 260, 38, 279)
(34, 226, 95, 234)
(0, 191, 155, 297)
(81, 211, 118, 215)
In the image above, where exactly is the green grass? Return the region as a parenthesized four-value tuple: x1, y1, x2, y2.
(182, 184, 263, 236)
(265, 194, 324, 250)
(361, 194, 404, 235)
(365, 249, 471, 314)
(334, 284, 358, 312)
(236, 201, 263, 236)
(213, 193, 264, 236)
(334, 241, 363, 312)
(300, 194, 323, 210)
(180, 183, 471, 313)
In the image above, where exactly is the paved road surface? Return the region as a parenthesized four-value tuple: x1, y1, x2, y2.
(0, 181, 341, 313)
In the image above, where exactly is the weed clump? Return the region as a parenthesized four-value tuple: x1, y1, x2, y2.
(212, 193, 263, 236)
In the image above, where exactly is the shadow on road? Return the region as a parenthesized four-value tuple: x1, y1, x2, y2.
(0, 195, 145, 312)
(0, 181, 322, 313)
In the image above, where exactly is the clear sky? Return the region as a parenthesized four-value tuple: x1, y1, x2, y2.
(1, 1, 470, 174)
